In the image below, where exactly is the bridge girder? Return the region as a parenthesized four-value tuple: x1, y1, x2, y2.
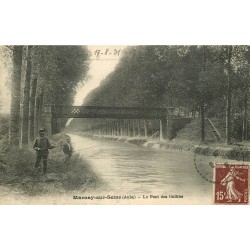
(53, 106, 169, 119)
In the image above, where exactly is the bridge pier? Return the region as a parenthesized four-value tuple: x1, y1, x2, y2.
(160, 119, 167, 141)
(144, 120, 148, 138)
(167, 107, 175, 140)
(159, 108, 175, 141)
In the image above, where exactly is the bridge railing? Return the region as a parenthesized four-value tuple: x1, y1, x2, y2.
(53, 105, 168, 119)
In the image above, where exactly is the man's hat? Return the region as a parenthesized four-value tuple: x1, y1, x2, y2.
(39, 128, 46, 132)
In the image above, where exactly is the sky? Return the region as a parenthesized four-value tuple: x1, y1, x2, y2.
(0, 56, 11, 114)
(0, 45, 126, 114)
(74, 45, 127, 105)
(66, 45, 126, 126)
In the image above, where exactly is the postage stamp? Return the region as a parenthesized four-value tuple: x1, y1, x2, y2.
(214, 164, 249, 204)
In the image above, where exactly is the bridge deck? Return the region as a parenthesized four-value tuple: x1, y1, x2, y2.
(53, 106, 168, 119)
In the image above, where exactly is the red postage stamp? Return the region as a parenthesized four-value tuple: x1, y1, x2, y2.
(214, 164, 249, 204)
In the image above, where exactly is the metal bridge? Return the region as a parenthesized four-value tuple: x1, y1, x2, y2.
(41, 105, 190, 140)
(53, 106, 169, 119)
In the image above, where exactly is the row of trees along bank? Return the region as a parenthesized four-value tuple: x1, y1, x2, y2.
(75, 46, 250, 145)
(0, 46, 90, 147)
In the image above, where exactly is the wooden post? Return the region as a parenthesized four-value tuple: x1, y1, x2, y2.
(114, 121, 116, 136)
(132, 120, 136, 137)
(124, 119, 127, 136)
(116, 120, 119, 136)
(102, 122, 104, 135)
(144, 120, 148, 138)
(137, 119, 141, 137)
(127, 119, 130, 137)
(108, 122, 111, 135)
(105, 120, 107, 135)
(111, 121, 114, 136)
(120, 120, 123, 136)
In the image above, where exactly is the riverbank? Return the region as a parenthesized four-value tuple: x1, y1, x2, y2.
(72, 133, 250, 161)
(0, 132, 102, 199)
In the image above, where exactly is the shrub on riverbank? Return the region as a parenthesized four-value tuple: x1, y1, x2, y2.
(176, 118, 226, 142)
(194, 144, 250, 161)
(0, 133, 102, 197)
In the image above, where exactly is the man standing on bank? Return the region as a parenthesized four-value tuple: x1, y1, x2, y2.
(33, 128, 55, 174)
(63, 138, 73, 163)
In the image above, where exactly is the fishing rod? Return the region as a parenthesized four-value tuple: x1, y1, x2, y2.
(69, 140, 89, 145)
(36, 144, 104, 152)
(74, 144, 105, 152)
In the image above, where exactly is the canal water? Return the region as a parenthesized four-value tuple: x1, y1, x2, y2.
(69, 134, 241, 204)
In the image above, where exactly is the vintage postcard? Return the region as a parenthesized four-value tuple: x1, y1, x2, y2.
(0, 45, 250, 204)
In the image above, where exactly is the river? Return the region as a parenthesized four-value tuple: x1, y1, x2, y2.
(69, 134, 241, 204)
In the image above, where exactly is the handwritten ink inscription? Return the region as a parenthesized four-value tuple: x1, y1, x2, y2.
(92, 48, 122, 59)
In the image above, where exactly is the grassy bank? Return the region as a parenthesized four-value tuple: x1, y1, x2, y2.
(0, 131, 102, 198)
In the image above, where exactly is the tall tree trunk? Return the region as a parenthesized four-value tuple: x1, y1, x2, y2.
(34, 92, 43, 138)
(200, 101, 205, 143)
(34, 96, 39, 138)
(226, 46, 233, 145)
(9, 46, 23, 146)
(200, 46, 206, 143)
(28, 75, 37, 143)
(242, 90, 248, 140)
(20, 46, 32, 147)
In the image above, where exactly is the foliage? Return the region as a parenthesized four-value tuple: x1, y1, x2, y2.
(79, 45, 250, 141)
(32, 46, 90, 106)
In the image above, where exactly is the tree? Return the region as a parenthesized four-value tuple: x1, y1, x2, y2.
(228, 46, 250, 141)
(28, 74, 37, 142)
(81, 46, 228, 141)
(9, 46, 23, 146)
(20, 46, 32, 146)
(30, 46, 90, 134)
(1, 45, 90, 146)
(200, 46, 207, 143)
(225, 46, 233, 145)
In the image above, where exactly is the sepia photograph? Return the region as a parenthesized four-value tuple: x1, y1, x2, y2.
(1, 2, 250, 250)
(0, 45, 249, 204)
